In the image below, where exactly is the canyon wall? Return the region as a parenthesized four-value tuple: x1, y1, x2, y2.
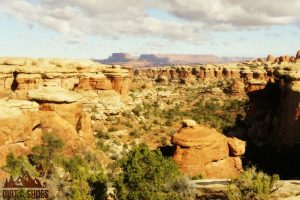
(0, 57, 131, 97)
(0, 57, 132, 167)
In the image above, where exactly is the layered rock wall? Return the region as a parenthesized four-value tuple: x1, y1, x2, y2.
(0, 93, 94, 166)
(172, 124, 245, 178)
(0, 57, 131, 97)
(245, 64, 300, 146)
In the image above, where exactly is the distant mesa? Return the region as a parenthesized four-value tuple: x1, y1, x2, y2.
(101, 53, 138, 63)
(99, 53, 253, 66)
(139, 54, 170, 63)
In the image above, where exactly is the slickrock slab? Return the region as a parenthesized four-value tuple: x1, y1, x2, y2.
(28, 86, 83, 102)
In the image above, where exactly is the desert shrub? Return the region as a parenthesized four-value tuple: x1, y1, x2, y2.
(132, 105, 143, 116)
(115, 144, 188, 200)
(160, 136, 168, 146)
(129, 130, 141, 138)
(188, 99, 247, 132)
(112, 139, 122, 146)
(190, 174, 203, 180)
(61, 155, 108, 200)
(88, 171, 108, 200)
(123, 121, 133, 128)
(29, 133, 64, 177)
(122, 111, 132, 118)
(168, 130, 176, 136)
(63, 156, 89, 181)
(168, 176, 197, 199)
(165, 119, 173, 126)
(227, 167, 280, 200)
(108, 127, 118, 132)
(96, 130, 110, 139)
(6, 134, 107, 200)
(141, 123, 151, 131)
(153, 119, 160, 125)
(3, 153, 38, 178)
(97, 139, 111, 153)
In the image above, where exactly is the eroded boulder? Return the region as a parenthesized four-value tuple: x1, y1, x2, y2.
(172, 125, 245, 178)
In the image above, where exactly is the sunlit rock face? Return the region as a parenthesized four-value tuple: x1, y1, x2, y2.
(172, 124, 245, 178)
(0, 57, 131, 96)
(0, 89, 94, 167)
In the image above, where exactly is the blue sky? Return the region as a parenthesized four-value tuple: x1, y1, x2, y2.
(0, 0, 300, 59)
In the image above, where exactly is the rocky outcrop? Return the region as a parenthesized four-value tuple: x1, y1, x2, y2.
(0, 57, 131, 96)
(133, 64, 274, 86)
(266, 54, 275, 63)
(182, 119, 197, 128)
(229, 80, 245, 96)
(244, 63, 300, 146)
(296, 50, 300, 60)
(28, 86, 83, 102)
(172, 125, 245, 178)
(0, 87, 94, 166)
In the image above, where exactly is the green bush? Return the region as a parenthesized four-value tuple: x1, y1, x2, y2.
(3, 153, 38, 178)
(227, 167, 280, 200)
(97, 139, 111, 153)
(129, 130, 141, 138)
(29, 133, 64, 176)
(96, 130, 110, 139)
(190, 174, 203, 180)
(132, 105, 142, 116)
(115, 144, 188, 200)
(108, 127, 118, 132)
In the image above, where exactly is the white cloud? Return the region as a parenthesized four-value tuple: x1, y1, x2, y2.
(0, 0, 204, 43)
(0, 0, 300, 45)
(153, 0, 300, 28)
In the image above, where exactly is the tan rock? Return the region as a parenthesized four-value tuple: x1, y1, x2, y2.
(296, 50, 300, 60)
(0, 99, 94, 166)
(28, 86, 83, 102)
(16, 74, 43, 90)
(182, 119, 197, 128)
(266, 54, 275, 63)
(172, 125, 245, 178)
(290, 56, 296, 62)
(247, 79, 267, 93)
(229, 80, 245, 95)
(227, 137, 246, 156)
(2, 57, 27, 66)
(201, 157, 243, 178)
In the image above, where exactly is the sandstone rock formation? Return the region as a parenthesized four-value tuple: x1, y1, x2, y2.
(266, 54, 275, 63)
(182, 119, 197, 128)
(0, 57, 131, 96)
(0, 87, 94, 166)
(172, 125, 245, 178)
(133, 64, 273, 85)
(28, 86, 83, 102)
(296, 50, 300, 60)
(229, 80, 245, 96)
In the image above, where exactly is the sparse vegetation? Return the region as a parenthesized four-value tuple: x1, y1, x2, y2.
(4, 133, 108, 200)
(115, 144, 195, 200)
(227, 167, 280, 200)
